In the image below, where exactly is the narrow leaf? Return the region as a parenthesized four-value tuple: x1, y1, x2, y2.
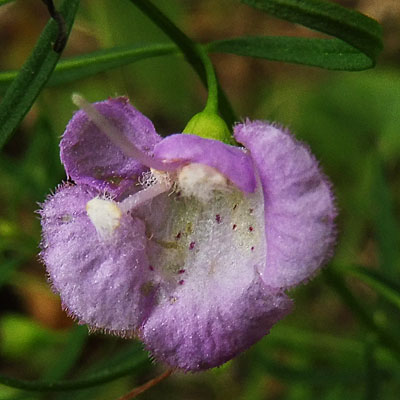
(0, 44, 178, 93)
(255, 355, 379, 384)
(324, 269, 400, 363)
(241, 0, 382, 67)
(42, 326, 88, 380)
(336, 265, 400, 310)
(365, 336, 380, 400)
(371, 157, 400, 280)
(208, 36, 373, 70)
(0, 0, 80, 150)
(0, 345, 149, 391)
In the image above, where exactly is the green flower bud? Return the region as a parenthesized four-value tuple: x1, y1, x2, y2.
(183, 110, 234, 145)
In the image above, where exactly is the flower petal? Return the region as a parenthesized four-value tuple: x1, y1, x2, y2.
(60, 98, 162, 198)
(39, 184, 155, 334)
(153, 134, 257, 193)
(234, 121, 337, 289)
(136, 183, 291, 371)
(142, 277, 291, 371)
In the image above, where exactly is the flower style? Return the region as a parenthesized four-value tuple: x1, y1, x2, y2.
(40, 97, 336, 371)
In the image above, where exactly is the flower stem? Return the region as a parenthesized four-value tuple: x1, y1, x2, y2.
(116, 369, 174, 400)
(128, 0, 237, 127)
(196, 45, 219, 114)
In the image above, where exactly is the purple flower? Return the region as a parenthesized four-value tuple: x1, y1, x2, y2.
(39, 97, 336, 371)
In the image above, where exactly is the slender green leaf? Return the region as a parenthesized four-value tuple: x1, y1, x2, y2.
(365, 336, 379, 400)
(0, 345, 149, 391)
(335, 265, 400, 310)
(265, 324, 396, 368)
(371, 158, 400, 280)
(0, 34, 373, 96)
(42, 326, 88, 380)
(0, 44, 178, 93)
(241, 0, 382, 68)
(50, 44, 178, 87)
(128, 0, 237, 127)
(0, 0, 80, 150)
(208, 36, 373, 70)
(254, 355, 386, 385)
(324, 269, 400, 364)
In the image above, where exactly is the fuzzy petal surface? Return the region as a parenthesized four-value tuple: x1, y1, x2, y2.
(142, 278, 291, 371)
(40, 184, 155, 334)
(60, 98, 161, 197)
(137, 183, 291, 371)
(153, 134, 257, 193)
(235, 121, 336, 289)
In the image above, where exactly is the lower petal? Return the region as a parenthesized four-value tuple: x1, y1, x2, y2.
(135, 184, 292, 371)
(142, 277, 291, 371)
(39, 184, 155, 334)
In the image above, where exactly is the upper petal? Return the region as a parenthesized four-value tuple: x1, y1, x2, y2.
(39, 184, 156, 334)
(60, 97, 162, 197)
(234, 121, 337, 289)
(153, 134, 257, 193)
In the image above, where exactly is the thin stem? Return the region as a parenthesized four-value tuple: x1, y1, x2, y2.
(128, 0, 237, 127)
(41, 0, 67, 52)
(0, 350, 148, 391)
(196, 45, 218, 114)
(116, 369, 174, 400)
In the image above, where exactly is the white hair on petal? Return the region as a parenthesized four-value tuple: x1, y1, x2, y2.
(177, 163, 231, 202)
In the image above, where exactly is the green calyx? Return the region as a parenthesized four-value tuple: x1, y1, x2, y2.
(183, 110, 234, 145)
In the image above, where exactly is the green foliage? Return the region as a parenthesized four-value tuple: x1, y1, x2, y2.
(0, 343, 149, 391)
(0, 0, 80, 150)
(241, 0, 382, 59)
(0, 44, 178, 93)
(1, 1, 399, 399)
(209, 36, 374, 70)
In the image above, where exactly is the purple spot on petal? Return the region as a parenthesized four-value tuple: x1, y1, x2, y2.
(179, 280, 185, 285)
(178, 269, 185, 274)
(251, 246, 255, 251)
(215, 214, 221, 224)
(149, 265, 154, 271)
(189, 242, 195, 250)
(249, 226, 254, 232)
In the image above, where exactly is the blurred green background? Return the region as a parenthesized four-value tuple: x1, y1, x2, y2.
(0, 0, 400, 399)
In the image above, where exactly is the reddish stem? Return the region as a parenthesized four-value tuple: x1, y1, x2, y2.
(116, 369, 174, 400)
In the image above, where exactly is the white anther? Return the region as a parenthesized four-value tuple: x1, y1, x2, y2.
(86, 198, 122, 239)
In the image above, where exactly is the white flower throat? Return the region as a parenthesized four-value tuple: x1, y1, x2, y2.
(86, 163, 231, 239)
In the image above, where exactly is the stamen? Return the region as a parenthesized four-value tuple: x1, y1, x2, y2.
(72, 94, 177, 172)
(86, 198, 122, 240)
(119, 181, 171, 213)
